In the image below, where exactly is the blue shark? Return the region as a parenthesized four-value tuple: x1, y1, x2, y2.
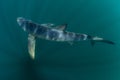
(17, 17, 115, 59)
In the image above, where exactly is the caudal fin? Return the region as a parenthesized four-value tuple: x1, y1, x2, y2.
(90, 36, 115, 46)
(98, 40, 115, 45)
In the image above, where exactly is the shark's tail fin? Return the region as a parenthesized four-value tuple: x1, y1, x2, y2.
(90, 36, 115, 46)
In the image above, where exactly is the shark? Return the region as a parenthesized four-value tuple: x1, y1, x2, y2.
(17, 17, 115, 59)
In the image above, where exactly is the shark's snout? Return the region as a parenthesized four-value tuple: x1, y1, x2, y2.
(17, 17, 25, 26)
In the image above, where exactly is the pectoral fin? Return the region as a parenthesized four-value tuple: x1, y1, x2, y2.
(28, 34, 36, 59)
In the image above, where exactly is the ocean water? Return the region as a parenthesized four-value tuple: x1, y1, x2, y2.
(0, 0, 120, 80)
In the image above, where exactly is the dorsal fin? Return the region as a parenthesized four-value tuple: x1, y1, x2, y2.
(55, 24, 67, 31)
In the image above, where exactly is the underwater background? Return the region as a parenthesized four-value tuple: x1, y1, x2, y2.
(0, 0, 120, 80)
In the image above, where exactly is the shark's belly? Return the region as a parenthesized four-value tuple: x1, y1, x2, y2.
(46, 30, 76, 42)
(47, 29, 64, 41)
(35, 28, 76, 42)
(55, 31, 75, 42)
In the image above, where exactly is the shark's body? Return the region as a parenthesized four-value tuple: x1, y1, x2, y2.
(17, 17, 115, 59)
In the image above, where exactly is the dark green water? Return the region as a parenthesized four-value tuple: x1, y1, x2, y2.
(0, 0, 120, 80)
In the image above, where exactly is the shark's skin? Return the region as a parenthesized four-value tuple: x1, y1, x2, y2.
(17, 17, 90, 42)
(17, 17, 115, 59)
